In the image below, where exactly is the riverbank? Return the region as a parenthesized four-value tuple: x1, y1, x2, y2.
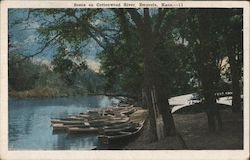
(9, 88, 107, 99)
(9, 88, 133, 100)
(124, 107, 243, 150)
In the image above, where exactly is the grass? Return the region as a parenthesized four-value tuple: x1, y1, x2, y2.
(124, 105, 243, 150)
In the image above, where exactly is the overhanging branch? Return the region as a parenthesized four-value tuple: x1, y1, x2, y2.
(15, 34, 60, 64)
(126, 9, 144, 30)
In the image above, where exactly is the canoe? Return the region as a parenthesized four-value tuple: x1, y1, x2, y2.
(86, 117, 129, 128)
(51, 115, 129, 129)
(98, 121, 144, 145)
(67, 127, 98, 134)
(104, 106, 135, 116)
(51, 123, 88, 131)
(120, 107, 137, 115)
(55, 116, 88, 121)
(51, 119, 87, 125)
(99, 122, 140, 134)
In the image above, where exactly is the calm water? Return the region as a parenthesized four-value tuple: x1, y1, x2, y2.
(9, 96, 119, 150)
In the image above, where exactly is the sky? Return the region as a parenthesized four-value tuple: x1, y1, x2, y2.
(8, 9, 103, 72)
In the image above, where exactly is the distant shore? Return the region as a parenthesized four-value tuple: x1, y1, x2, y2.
(9, 88, 105, 99)
(8, 88, 132, 99)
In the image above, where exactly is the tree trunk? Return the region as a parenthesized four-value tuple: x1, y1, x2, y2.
(228, 48, 242, 113)
(155, 84, 176, 136)
(203, 87, 222, 132)
(197, 10, 222, 132)
(140, 19, 158, 141)
(127, 8, 177, 141)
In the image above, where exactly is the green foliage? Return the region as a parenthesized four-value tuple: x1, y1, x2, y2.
(9, 53, 41, 91)
(97, 26, 143, 96)
(154, 35, 194, 96)
(176, 8, 243, 100)
(9, 51, 105, 97)
(52, 47, 87, 86)
(9, 8, 243, 100)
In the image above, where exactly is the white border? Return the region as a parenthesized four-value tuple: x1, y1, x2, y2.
(0, 1, 249, 160)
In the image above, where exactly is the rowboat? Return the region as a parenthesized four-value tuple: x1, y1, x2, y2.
(105, 105, 135, 116)
(52, 116, 129, 129)
(120, 107, 137, 115)
(53, 116, 88, 121)
(99, 122, 140, 134)
(50, 104, 139, 136)
(51, 123, 88, 131)
(98, 121, 144, 145)
(51, 119, 87, 125)
(67, 127, 99, 134)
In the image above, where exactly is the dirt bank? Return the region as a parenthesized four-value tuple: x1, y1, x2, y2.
(124, 107, 243, 150)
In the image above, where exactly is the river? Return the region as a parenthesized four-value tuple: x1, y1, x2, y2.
(8, 96, 119, 150)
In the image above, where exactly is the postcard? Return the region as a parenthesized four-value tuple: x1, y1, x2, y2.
(0, 1, 249, 160)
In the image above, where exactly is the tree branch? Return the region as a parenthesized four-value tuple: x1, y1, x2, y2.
(126, 9, 144, 30)
(158, 10, 187, 41)
(143, 8, 151, 26)
(114, 9, 131, 46)
(15, 34, 60, 64)
(87, 31, 106, 49)
(154, 9, 167, 36)
(88, 24, 111, 46)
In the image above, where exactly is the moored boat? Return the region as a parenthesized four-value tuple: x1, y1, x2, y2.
(67, 127, 99, 134)
(98, 121, 144, 145)
(51, 123, 88, 131)
(99, 122, 140, 134)
(50, 104, 141, 137)
(51, 119, 87, 125)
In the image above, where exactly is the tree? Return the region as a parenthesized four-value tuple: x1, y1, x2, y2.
(11, 8, 191, 141)
(14, 8, 235, 140)
(219, 9, 243, 113)
(177, 8, 243, 131)
(9, 53, 41, 91)
(122, 9, 189, 139)
(52, 47, 87, 86)
(177, 9, 222, 131)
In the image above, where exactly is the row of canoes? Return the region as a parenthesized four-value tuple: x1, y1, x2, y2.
(50, 103, 145, 144)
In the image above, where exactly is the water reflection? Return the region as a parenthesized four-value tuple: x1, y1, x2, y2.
(9, 96, 118, 150)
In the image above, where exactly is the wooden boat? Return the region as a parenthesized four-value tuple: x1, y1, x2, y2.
(104, 106, 135, 116)
(53, 115, 88, 121)
(99, 122, 139, 134)
(67, 127, 99, 134)
(98, 121, 144, 145)
(86, 116, 130, 128)
(51, 116, 128, 129)
(51, 119, 87, 125)
(52, 123, 88, 131)
(120, 107, 137, 115)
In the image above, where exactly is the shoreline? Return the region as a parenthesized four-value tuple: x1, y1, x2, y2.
(8, 91, 117, 99)
(9, 90, 136, 100)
